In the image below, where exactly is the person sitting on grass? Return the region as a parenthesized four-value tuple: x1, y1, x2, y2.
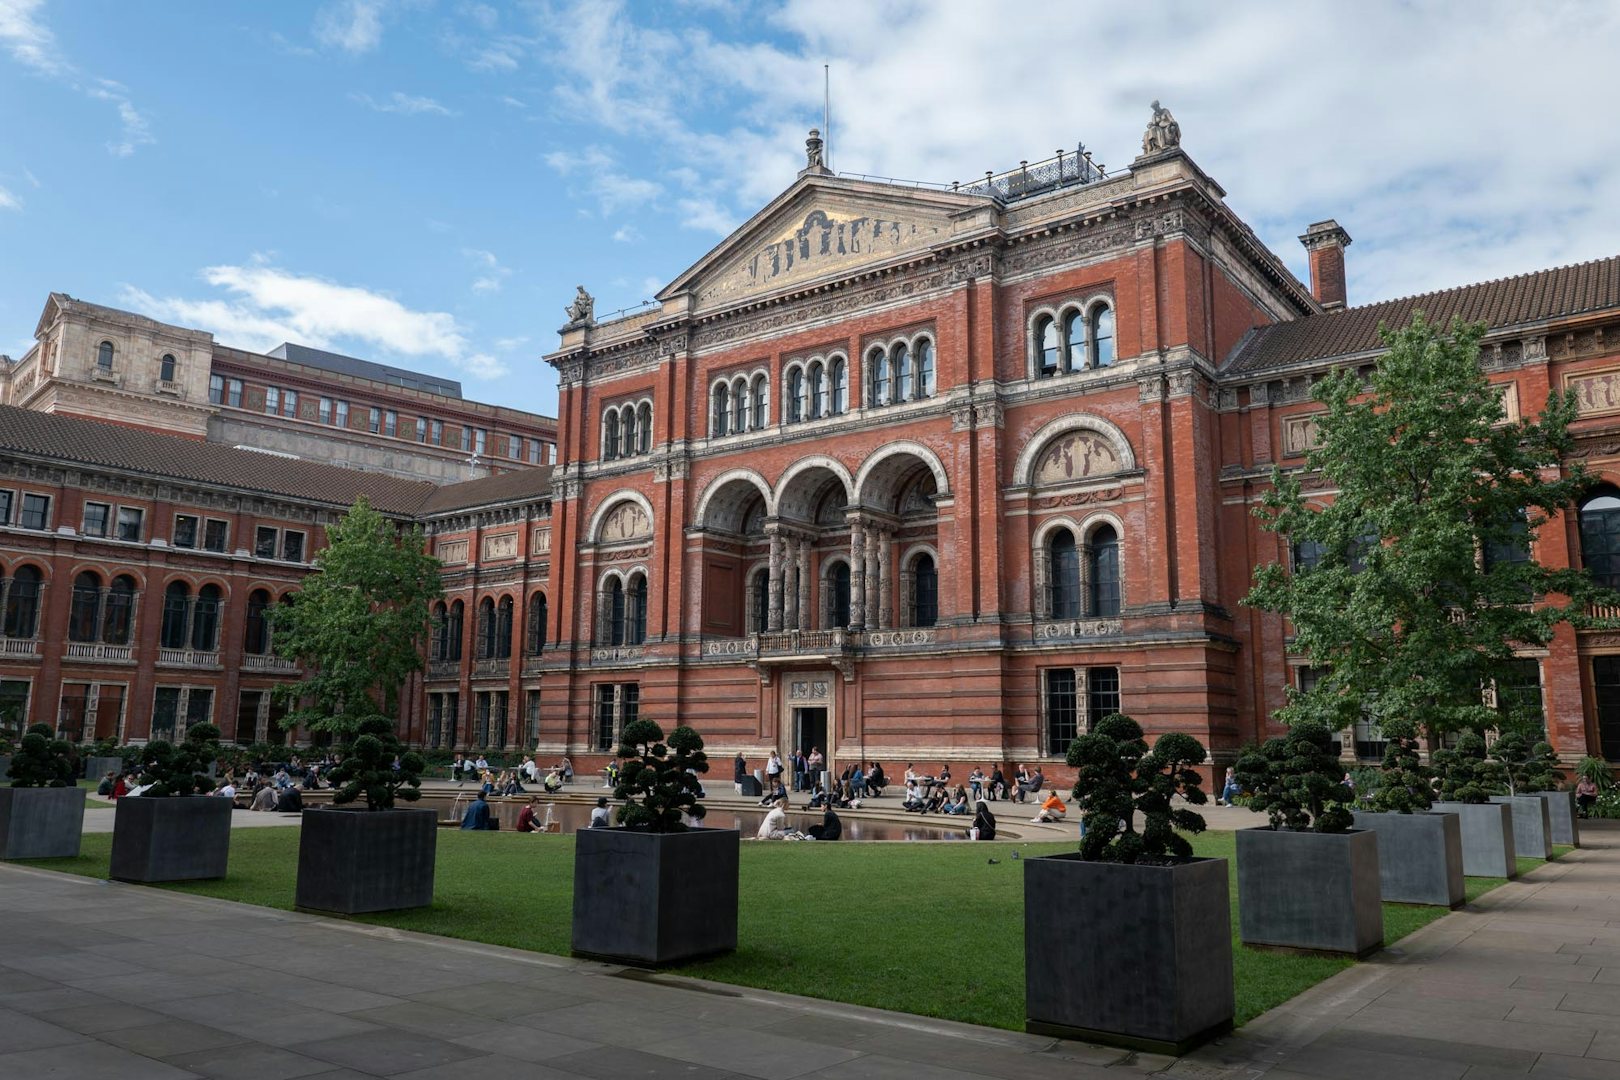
(756, 796, 790, 840)
(807, 807, 842, 841)
(1033, 790, 1067, 823)
(460, 790, 497, 830)
(274, 786, 303, 813)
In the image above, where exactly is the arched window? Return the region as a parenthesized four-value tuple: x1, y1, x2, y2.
(603, 410, 620, 461)
(447, 600, 465, 660)
(1036, 316, 1059, 377)
(637, 402, 652, 454)
(606, 578, 626, 645)
(912, 554, 938, 627)
(1087, 525, 1121, 616)
(1091, 304, 1115, 368)
(69, 572, 102, 643)
(626, 573, 648, 645)
(496, 596, 514, 659)
(713, 383, 730, 437)
(751, 375, 769, 429)
(730, 378, 746, 432)
(160, 581, 190, 648)
(159, 354, 176, 382)
(192, 584, 222, 651)
(104, 576, 135, 645)
(1580, 487, 1620, 590)
(894, 342, 912, 402)
(1048, 530, 1080, 619)
(871, 348, 889, 406)
(809, 361, 826, 420)
(526, 592, 548, 654)
(787, 367, 804, 423)
(97, 341, 114, 370)
(244, 589, 271, 655)
(916, 339, 935, 398)
(620, 406, 637, 458)
(2, 566, 42, 638)
(431, 601, 449, 660)
(828, 561, 851, 629)
(1063, 311, 1085, 373)
(477, 597, 497, 659)
(830, 358, 847, 415)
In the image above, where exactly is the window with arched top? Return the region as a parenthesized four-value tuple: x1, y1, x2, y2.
(916, 340, 935, 398)
(477, 597, 497, 659)
(159, 354, 176, 382)
(97, 341, 114, 370)
(1063, 312, 1085, 373)
(1048, 529, 1080, 619)
(603, 411, 620, 461)
(1091, 304, 1115, 368)
(809, 362, 826, 419)
(751, 375, 769, 429)
(620, 406, 637, 458)
(826, 561, 851, 629)
(69, 572, 102, 643)
(787, 368, 804, 423)
(911, 553, 938, 627)
(748, 567, 769, 634)
(871, 349, 889, 406)
(1037, 317, 1060, 377)
(830, 358, 848, 415)
(160, 581, 190, 648)
(894, 342, 912, 402)
(1087, 525, 1121, 616)
(431, 601, 449, 660)
(1580, 487, 1620, 590)
(712, 383, 730, 437)
(244, 589, 271, 655)
(730, 377, 746, 432)
(192, 584, 222, 651)
(605, 578, 626, 645)
(447, 600, 465, 660)
(626, 573, 648, 645)
(104, 575, 135, 645)
(496, 596, 514, 659)
(637, 402, 652, 454)
(526, 592, 548, 655)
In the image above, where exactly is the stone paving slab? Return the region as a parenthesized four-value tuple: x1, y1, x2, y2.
(6, 822, 1620, 1078)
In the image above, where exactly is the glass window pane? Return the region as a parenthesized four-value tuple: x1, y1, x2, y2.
(1045, 669, 1077, 755)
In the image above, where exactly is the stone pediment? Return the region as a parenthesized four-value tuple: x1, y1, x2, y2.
(664, 177, 993, 314)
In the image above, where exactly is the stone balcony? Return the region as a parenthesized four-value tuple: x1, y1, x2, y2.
(0, 636, 41, 660)
(426, 659, 460, 681)
(1034, 618, 1123, 641)
(64, 642, 134, 664)
(157, 648, 222, 669)
(472, 657, 512, 679)
(241, 654, 299, 674)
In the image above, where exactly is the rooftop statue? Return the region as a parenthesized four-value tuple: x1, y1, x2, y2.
(1141, 100, 1181, 155)
(563, 285, 595, 327)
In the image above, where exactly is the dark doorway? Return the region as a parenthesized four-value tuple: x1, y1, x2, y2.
(1593, 656, 1620, 761)
(794, 707, 827, 761)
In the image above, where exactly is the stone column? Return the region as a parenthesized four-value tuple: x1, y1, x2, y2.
(1077, 536, 1092, 618)
(797, 538, 812, 631)
(784, 533, 799, 631)
(864, 530, 880, 628)
(768, 529, 785, 632)
(877, 531, 893, 630)
(849, 517, 866, 631)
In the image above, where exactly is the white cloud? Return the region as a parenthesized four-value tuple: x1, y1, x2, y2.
(122, 262, 509, 379)
(463, 247, 511, 292)
(612, 224, 641, 244)
(544, 143, 660, 215)
(532, 0, 1620, 309)
(0, 1, 155, 155)
(0, 184, 19, 211)
(499, 95, 528, 109)
(314, 0, 386, 54)
(494, 335, 529, 351)
(351, 91, 455, 116)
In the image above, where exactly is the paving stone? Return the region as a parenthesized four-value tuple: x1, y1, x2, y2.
(638, 1026, 864, 1080)
(289, 1028, 484, 1074)
(0, 1007, 86, 1054)
(548, 1044, 749, 1080)
(97, 1019, 246, 1059)
(164, 1044, 333, 1080)
(449, 1023, 599, 1060)
(392, 1054, 597, 1080)
(0, 1040, 201, 1080)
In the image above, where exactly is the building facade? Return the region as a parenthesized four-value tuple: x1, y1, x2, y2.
(6, 110, 1620, 782)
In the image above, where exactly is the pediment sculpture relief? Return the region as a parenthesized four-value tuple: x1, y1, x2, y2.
(1032, 432, 1121, 484)
(599, 502, 652, 543)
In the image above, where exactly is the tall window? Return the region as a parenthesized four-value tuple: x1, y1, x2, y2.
(447, 601, 464, 660)
(787, 368, 804, 422)
(1593, 655, 1620, 761)
(266, 387, 281, 415)
(244, 589, 271, 655)
(1063, 312, 1085, 373)
(1044, 668, 1078, 755)
(894, 342, 912, 402)
(83, 502, 110, 538)
(368, 407, 381, 434)
(20, 493, 49, 530)
(477, 597, 497, 659)
(104, 576, 135, 645)
(1580, 488, 1620, 589)
(116, 506, 143, 542)
(594, 684, 618, 751)
(912, 554, 938, 627)
(227, 379, 243, 408)
(636, 403, 652, 454)
(1087, 525, 1121, 616)
(626, 574, 648, 645)
(69, 572, 102, 643)
(1037, 317, 1060, 377)
(526, 592, 548, 654)
(810, 362, 827, 419)
(209, 375, 224, 404)
(152, 688, 181, 742)
(752, 375, 769, 429)
(1494, 657, 1544, 729)
(159, 354, 176, 382)
(750, 569, 769, 634)
(828, 561, 851, 629)
(283, 390, 298, 417)
(173, 515, 198, 549)
(606, 579, 625, 645)
(319, 397, 332, 424)
(335, 400, 349, 427)
(604, 411, 620, 460)
(620, 409, 637, 457)
(915, 339, 935, 398)
(1293, 539, 1326, 573)
(160, 581, 190, 648)
(871, 349, 889, 406)
(830, 358, 847, 414)
(712, 383, 729, 436)
(2, 567, 40, 638)
(1091, 304, 1115, 368)
(496, 596, 514, 659)
(730, 378, 746, 433)
(1048, 529, 1080, 619)
(1087, 666, 1121, 725)
(431, 602, 448, 661)
(192, 585, 222, 651)
(97, 341, 114, 370)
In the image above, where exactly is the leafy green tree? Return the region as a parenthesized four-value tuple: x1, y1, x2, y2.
(613, 719, 709, 832)
(324, 715, 425, 810)
(1065, 714, 1208, 863)
(1432, 732, 1507, 803)
(1245, 315, 1613, 750)
(1235, 721, 1354, 832)
(9, 724, 75, 788)
(271, 498, 443, 739)
(1367, 735, 1433, 814)
(133, 722, 221, 797)
(1489, 731, 1563, 794)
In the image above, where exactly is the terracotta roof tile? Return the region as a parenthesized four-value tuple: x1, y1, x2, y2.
(1224, 254, 1620, 375)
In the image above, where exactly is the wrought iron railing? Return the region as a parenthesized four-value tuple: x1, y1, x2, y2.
(952, 144, 1107, 202)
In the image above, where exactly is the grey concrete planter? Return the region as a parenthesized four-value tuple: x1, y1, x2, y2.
(1490, 795, 1552, 860)
(1533, 790, 1580, 847)
(109, 795, 232, 882)
(1024, 854, 1233, 1055)
(0, 787, 87, 860)
(572, 826, 739, 967)
(295, 806, 438, 915)
(1431, 801, 1516, 878)
(1237, 827, 1383, 957)
(1351, 810, 1465, 908)
(84, 756, 125, 781)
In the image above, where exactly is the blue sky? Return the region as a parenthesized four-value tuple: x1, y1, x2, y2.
(4, 1, 1620, 420)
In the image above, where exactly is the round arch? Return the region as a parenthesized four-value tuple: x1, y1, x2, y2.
(586, 489, 657, 544)
(1014, 413, 1137, 486)
(693, 468, 774, 528)
(773, 455, 854, 520)
(854, 441, 950, 506)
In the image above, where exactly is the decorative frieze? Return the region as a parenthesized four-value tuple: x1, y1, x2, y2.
(436, 539, 469, 564)
(702, 637, 758, 657)
(1035, 619, 1124, 640)
(864, 628, 936, 647)
(481, 532, 518, 561)
(591, 645, 645, 664)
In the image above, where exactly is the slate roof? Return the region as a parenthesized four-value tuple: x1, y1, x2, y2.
(0, 405, 550, 516)
(1224, 254, 1620, 376)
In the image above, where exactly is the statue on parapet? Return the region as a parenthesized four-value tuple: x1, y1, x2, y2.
(564, 285, 595, 327)
(1141, 100, 1181, 155)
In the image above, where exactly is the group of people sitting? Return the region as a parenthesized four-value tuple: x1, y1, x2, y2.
(451, 754, 573, 796)
(753, 795, 842, 841)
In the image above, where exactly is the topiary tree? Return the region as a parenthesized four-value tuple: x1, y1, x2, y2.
(1234, 721, 1354, 832)
(9, 723, 76, 788)
(1432, 731, 1507, 803)
(1489, 731, 1564, 794)
(1065, 714, 1208, 864)
(133, 722, 222, 797)
(1366, 734, 1434, 813)
(324, 715, 425, 811)
(613, 719, 709, 832)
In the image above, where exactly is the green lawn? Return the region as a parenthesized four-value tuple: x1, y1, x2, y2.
(23, 830, 1558, 1032)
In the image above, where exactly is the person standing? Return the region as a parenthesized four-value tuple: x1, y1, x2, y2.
(766, 749, 784, 797)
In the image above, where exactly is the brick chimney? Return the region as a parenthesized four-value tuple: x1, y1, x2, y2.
(1299, 220, 1352, 310)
